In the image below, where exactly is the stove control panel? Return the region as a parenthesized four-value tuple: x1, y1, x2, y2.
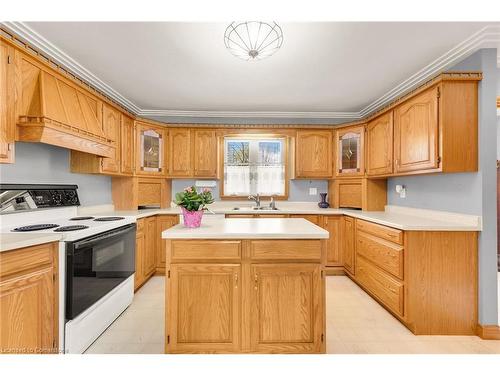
(29, 189, 80, 207)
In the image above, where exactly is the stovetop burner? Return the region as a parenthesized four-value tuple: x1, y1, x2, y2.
(94, 217, 125, 222)
(12, 224, 60, 232)
(54, 225, 89, 232)
(69, 216, 94, 221)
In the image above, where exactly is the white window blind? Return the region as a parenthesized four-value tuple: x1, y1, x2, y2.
(224, 138, 286, 196)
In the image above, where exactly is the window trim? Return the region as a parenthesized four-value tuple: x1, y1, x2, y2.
(219, 134, 290, 200)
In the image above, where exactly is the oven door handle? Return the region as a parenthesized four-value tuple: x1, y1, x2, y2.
(73, 224, 136, 249)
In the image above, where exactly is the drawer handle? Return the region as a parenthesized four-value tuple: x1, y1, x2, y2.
(254, 273, 258, 290)
(234, 273, 238, 288)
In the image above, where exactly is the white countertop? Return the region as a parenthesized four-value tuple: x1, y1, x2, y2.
(0, 233, 62, 252)
(80, 202, 481, 232)
(162, 218, 330, 239)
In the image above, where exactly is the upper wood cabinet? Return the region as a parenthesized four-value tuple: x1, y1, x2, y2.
(120, 114, 135, 175)
(0, 39, 15, 164)
(0, 242, 58, 353)
(166, 128, 218, 178)
(193, 129, 217, 177)
(295, 130, 333, 178)
(167, 263, 241, 353)
(336, 125, 365, 177)
(367, 112, 393, 176)
(168, 128, 192, 177)
(136, 121, 167, 177)
(101, 104, 121, 174)
(394, 86, 439, 174)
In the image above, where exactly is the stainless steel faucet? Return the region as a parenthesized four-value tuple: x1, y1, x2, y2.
(269, 196, 276, 210)
(248, 194, 261, 209)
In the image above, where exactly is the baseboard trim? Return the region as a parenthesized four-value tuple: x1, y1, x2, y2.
(476, 324, 500, 340)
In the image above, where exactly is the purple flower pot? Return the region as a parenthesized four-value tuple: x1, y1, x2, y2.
(181, 207, 204, 228)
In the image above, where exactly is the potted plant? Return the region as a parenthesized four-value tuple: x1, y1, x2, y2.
(174, 186, 214, 228)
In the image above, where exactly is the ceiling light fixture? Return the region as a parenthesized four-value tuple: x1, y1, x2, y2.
(224, 21, 283, 61)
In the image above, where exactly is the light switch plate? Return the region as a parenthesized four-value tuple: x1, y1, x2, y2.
(309, 187, 318, 195)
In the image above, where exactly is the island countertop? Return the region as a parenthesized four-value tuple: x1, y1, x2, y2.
(161, 218, 330, 240)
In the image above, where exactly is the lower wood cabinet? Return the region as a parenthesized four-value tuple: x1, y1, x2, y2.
(351, 218, 478, 335)
(341, 216, 355, 275)
(167, 263, 241, 353)
(250, 263, 323, 353)
(156, 215, 179, 273)
(165, 239, 325, 353)
(0, 242, 58, 354)
(134, 216, 157, 291)
(322, 216, 342, 267)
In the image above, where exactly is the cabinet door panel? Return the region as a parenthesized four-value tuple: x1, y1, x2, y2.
(156, 216, 179, 270)
(0, 40, 15, 163)
(167, 264, 240, 353)
(323, 216, 341, 266)
(143, 217, 157, 277)
(394, 86, 439, 173)
(101, 104, 120, 173)
(134, 226, 145, 291)
(193, 130, 217, 177)
(120, 115, 134, 175)
(0, 266, 55, 353)
(250, 264, 322, 353)
(341, 216, 355, 275)
(367, 112, 393, 176)
(135, 121, 166, 176)
(168, 129, 192, 177)
(295, 130, 333, 178)
(336, 126, 365, 177)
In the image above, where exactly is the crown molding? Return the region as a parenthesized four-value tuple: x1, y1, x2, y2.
(2, 22, 499, 122)
(138, 109, 361, 119)
(1, 21, 141, 114)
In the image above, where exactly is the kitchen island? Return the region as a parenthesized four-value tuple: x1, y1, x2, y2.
(161, 218, 329, 354)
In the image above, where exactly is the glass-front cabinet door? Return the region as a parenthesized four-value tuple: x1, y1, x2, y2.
(135, 121, 166, 176)
(336, 125, 365, 177)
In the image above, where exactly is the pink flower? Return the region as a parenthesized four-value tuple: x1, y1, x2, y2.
(184, 186, 193, 193)
(203, 188, 211, 193)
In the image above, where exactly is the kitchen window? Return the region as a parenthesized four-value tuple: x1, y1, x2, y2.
(223, 137, 287, 198)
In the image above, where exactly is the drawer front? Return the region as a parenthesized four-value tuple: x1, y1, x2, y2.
(0, 243, 56, 278)
(356, 232, 403, 279)
(356, 219, 403, 245)
(170, 240, 241, 261)
(250, 240, 322, 261)
(289, 215, 320, 225)
(356, 256, 404, 317)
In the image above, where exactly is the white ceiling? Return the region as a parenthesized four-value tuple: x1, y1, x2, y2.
(8, 22, 500, 119)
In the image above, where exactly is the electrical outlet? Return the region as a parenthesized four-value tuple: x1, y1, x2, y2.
(309, 187, 318, 195)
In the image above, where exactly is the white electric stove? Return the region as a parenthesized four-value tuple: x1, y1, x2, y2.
(0, 184, 137, 354)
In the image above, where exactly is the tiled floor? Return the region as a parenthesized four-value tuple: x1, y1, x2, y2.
(85, 275, 500, 354)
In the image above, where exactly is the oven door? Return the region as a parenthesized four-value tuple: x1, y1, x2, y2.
(66, 223, 136, 320)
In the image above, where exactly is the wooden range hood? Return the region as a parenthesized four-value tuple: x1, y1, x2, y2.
(16, 54, 114, 157)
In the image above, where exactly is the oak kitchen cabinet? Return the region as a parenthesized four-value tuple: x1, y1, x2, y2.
(336, 125, 365, 177)
(351, 218, 478, 335)
(341, 216, 355, 275)
(322, 216, 342, 267)
(367, 111, 393, 176)
(0, 242, 59, 354)
(134, 217, 157, 291)
(295, 130, 333, 178)
(156, 215, 179, 274)
(165, 238, 325, 353)
(0, 39, 15, 164)
(136, 120, 167, 177)
(167, 128, 218, 178)
(70, 110, 134, 176)
(392, 78, 479, 176)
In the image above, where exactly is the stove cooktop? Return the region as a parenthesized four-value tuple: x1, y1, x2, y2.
(54, 225, 89, 232)
(94, 217, 125, 222)
(69, 216, 95, 221)
(12, 224, 60, 232)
